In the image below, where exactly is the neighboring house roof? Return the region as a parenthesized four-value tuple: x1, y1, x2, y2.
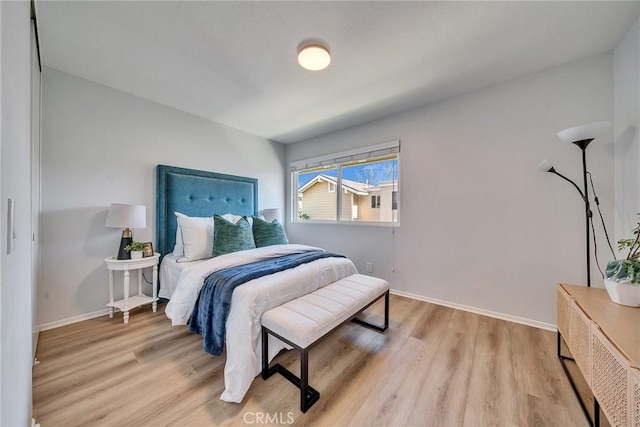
(298, 174, 371, 196)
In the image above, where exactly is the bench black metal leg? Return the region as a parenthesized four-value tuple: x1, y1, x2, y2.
(299, 348, 320, 412)
(261, 326, 269, 380)
(384, 290, 389, 328)
(352, 290, 389, 332)
(262, 326, 320, 413)
(300, 349, 308, 412)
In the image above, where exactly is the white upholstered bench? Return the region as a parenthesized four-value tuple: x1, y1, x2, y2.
(261, 274, 390, 412)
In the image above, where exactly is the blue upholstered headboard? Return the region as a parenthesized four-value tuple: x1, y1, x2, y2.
(156, 165, 258, 256)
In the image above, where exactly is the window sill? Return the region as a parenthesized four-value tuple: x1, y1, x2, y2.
(291, 220, 400, 228)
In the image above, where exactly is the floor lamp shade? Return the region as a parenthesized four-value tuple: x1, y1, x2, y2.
(105, 203, 146, 259)
(536, 159, 554, 173)
(557, 121, 610, 143)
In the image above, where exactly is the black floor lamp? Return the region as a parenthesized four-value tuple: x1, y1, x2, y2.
(537, 121, 610, 288)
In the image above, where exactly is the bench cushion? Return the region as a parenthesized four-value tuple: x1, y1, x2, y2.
(261, 274, 389, 349)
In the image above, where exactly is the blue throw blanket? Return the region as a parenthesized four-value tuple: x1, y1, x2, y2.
(189, 250, 345, 356)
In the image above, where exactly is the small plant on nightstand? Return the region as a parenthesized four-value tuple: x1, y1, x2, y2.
(124, 241, 146, 259)
(124, 241, 146, 252)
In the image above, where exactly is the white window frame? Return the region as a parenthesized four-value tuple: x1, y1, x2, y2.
(291, 140, 400, 226)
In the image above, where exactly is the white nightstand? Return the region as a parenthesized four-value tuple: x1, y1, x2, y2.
(105, 253, 160, 323)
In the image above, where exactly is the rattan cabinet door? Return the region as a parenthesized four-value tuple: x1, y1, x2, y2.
(557, 285, 572, 339)
(570, 300, 592, 386)
(591, 326, 630, 426)
(630, 367, 640, 427)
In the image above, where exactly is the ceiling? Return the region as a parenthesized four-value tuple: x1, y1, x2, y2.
(35, 1, 640, 144)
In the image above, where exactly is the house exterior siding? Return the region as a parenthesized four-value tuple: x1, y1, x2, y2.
(341, 190, 353, 220)
(379, 182, 397, 222)
(300, 181, 336, 220)
(299, 176, 398, 222)
(357, 191, 379, 221)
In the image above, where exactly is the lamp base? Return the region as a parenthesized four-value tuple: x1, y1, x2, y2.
(117, 231, 132, 260)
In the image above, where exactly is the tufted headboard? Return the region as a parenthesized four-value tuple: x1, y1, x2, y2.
(156, 165, 258, 256)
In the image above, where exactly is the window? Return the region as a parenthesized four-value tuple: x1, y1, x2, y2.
(292, 141, 400, 224)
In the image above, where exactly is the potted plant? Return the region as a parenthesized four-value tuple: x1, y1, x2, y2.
(124, 241, 147, 260)
(605, 216, 640, 307)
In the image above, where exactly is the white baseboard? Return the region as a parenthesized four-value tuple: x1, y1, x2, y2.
(39, 308, 111, 331)
(38, 291, 555, 333)
(390, 288, 556, 332)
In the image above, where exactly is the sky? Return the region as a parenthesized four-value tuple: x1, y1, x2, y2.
(298, 159, 398, 188)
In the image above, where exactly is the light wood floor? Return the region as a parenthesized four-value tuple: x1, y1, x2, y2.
(33, 295, 587, 426)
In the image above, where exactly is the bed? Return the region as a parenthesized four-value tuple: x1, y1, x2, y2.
(155, 165, 358, 403)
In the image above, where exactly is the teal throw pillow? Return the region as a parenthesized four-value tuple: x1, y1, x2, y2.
(213, 215, 256, 257)
(252, 216, 288, 248)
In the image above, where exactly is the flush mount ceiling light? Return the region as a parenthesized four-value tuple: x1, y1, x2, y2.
(297, 44, 331, 71)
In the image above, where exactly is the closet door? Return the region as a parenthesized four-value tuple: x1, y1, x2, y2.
(30, 18, 41, 360)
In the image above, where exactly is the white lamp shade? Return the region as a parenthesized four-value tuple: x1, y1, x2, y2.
(260, 208, 282, 223)
(105, 203, 146, 229)
(557, 121, 611, 143)
(536, 159, 553, 172)
(298, 45, 331, 71)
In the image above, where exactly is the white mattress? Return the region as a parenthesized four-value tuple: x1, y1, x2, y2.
(158, 254, 207, 299)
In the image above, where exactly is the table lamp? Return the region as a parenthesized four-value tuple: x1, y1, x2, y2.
(105, 203, 146, 260)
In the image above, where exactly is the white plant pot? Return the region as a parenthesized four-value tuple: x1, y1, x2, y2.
(130, 250, 143, 260)
(604, 278, 640, 307)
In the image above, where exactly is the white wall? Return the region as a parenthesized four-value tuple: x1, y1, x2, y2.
(1, 1, 34, 425)
(286, 53, 615, 326)
(614, 18, 640, 246)
(40, 68, 285, 326)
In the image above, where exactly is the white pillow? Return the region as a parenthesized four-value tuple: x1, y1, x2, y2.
(222, 213, 239, 223)
(174, 212, 214, 262)
(172, 222, 184, 256)
(223, 213, 261, 227)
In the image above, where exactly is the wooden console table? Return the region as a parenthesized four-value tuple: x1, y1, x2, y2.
(557, 283, 640, 426)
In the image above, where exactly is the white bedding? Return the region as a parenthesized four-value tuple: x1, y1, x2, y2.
(163, 244, 358, 403)
(158, 254, 207, 299)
